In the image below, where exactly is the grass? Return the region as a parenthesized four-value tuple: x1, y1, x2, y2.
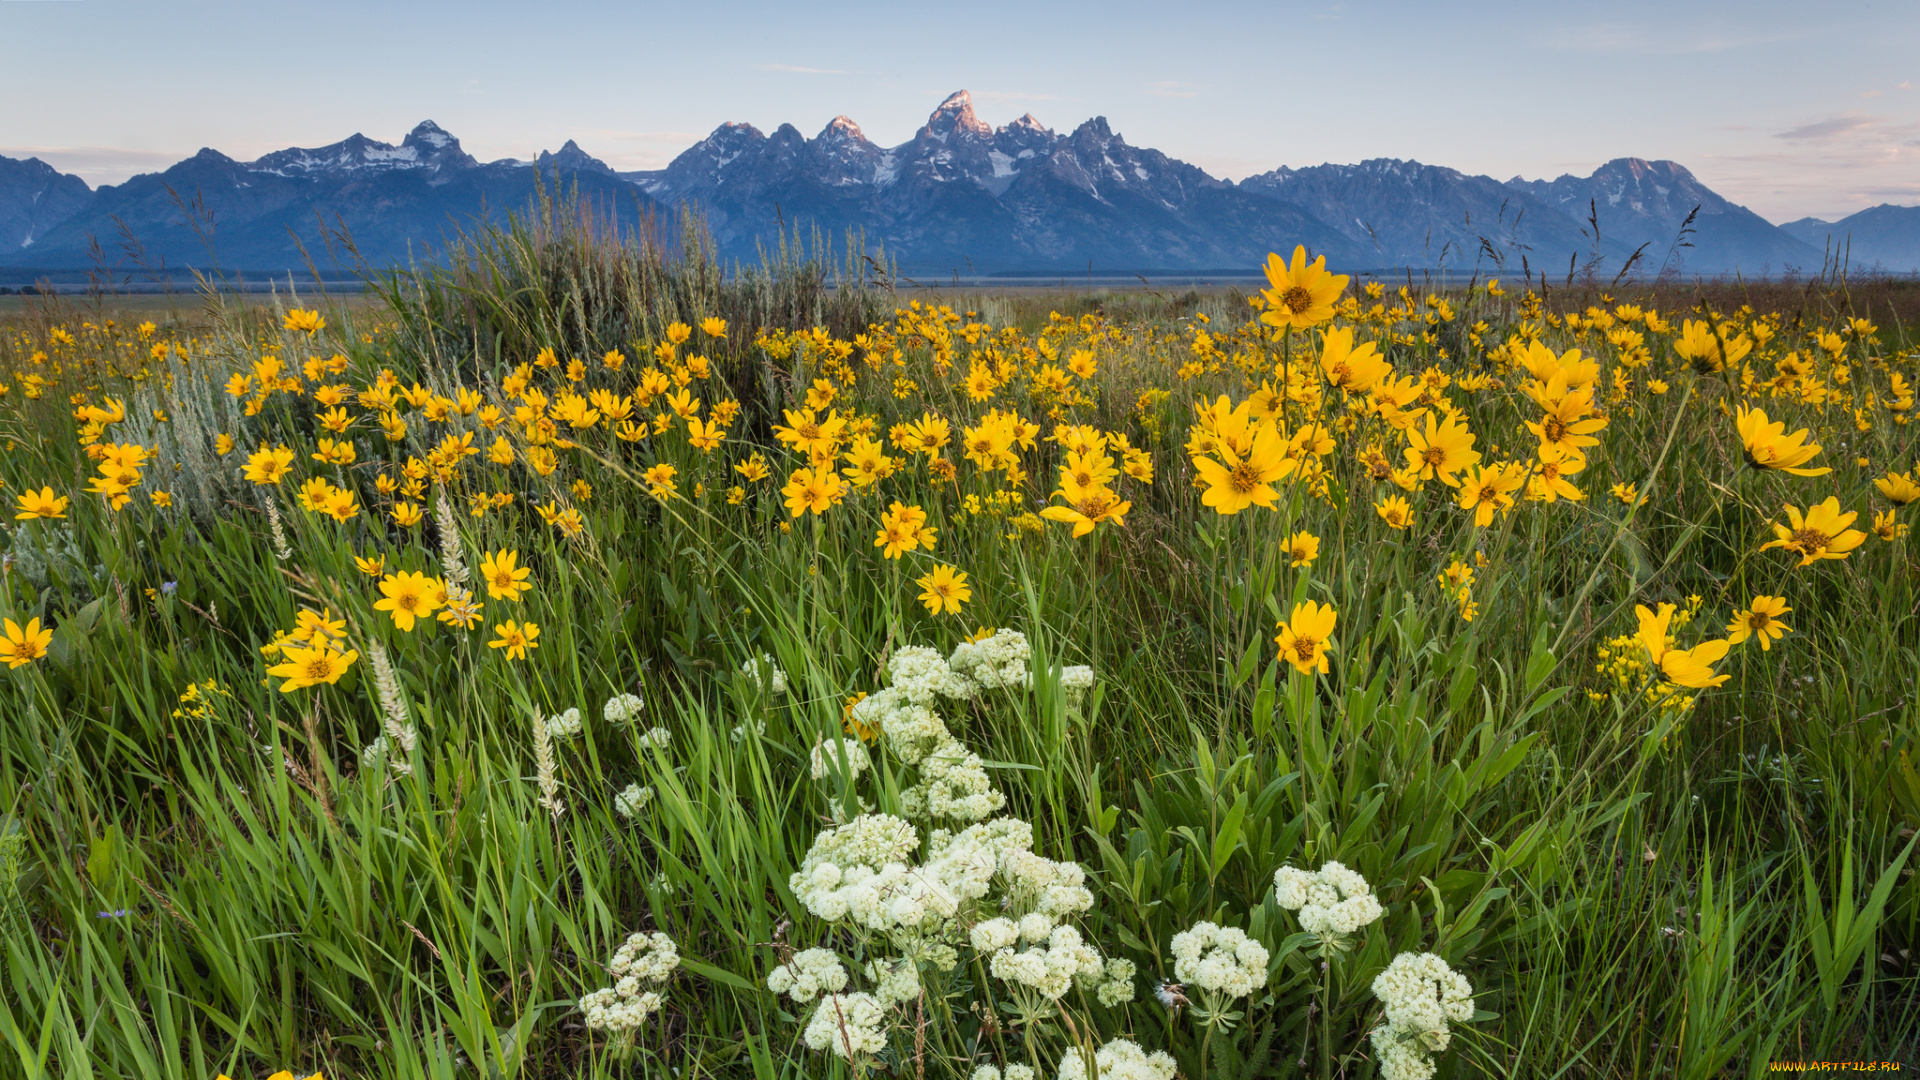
(0, 201, 1916, 1080)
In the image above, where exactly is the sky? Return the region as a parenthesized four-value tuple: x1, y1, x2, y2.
(2, 0, 1916, 223)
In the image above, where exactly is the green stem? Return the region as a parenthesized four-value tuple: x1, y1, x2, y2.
(1548, 377, 1700, 662)
(1320, 958, 1333, 1080)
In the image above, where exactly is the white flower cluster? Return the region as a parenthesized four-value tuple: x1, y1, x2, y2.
(849, 646, 972, 767)
(969, 916, 1020, 951)
(603, 693, 645, 724)
(869, 699, 951, 766)
(976, 926, 1131, 1004)
(810, 736, 873, 781)
(1093, 957, 1138, 1007)
(888, 645, 976, 702)
(544, 708, 583, 740)
(1369, 952, 1475, 1080)
(777, 633, 1125, 1067)
(1169, 922, 1270, 999)
(923, 817, 1037, 905)
(798, 859, 959, 932)
(789, 815, 959, 931)
(609, 930, 681, 982)
(741, 653, 789, 695)
(766, 947, 848, 1004)
(865, 956, 922, 1005)
(360, 736, 393, 770)
(1273, 861, 1384, 949)
(986, 924, 1103, 999)
(795, 814, 922, 876)
(1056, 1038, 1177, 1080)
(774, 815, 1073, 1060)
(844, 635, 1055, 768)
(802, 991, 887, 1060)
(614, 783, 653, 819)
(1060, 664, 1095, 707)
(794, 815, 1056, 945)
(902, 740, 1005, 822)
(947, 629, 1034, 693)
(1001, 849, 1096, 920)
(579, 931, 680, 1034)
(636, 725, 672, 750)
(579, 983, 662, 1033)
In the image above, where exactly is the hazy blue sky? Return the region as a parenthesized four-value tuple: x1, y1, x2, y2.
(2, 0, 1915, 222)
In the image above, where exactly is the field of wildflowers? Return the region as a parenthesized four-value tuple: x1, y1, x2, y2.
(0, 210, 1916, 1079)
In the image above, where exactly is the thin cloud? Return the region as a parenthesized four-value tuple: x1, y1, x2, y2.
(754, 63, 852, 75)
(1702, 131, 1920, 220)
(1146, 81, 1199, 99)
(1777, 114, 1883, 142)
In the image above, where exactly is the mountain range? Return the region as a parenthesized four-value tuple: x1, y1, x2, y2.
(1781, 205, 1920, 273)
(4, 91, 1916, 280)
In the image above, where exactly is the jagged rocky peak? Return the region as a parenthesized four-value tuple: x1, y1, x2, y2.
(400, 120, 478, 171)
(919, 90, 993, 142)
(994, 112, 1057, 159)
(1068, 116, 1115, 143)
(659, 122, 777, 190)
(669, 123, 762, 171)
(809, 116, 884, 187)
(246, 121, 479, 178)
(698, 122, 767, 154)
(1509, 157, 1726, 222)
(248, 133, 399, 177)
(1004, 112, 1049, 135)
(405, 120, 454, 149)
(754, 124, 809, 173)
(535, 139, 614, 175)
(816, 115, 871, 145)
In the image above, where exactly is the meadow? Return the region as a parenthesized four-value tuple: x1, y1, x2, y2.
(0, 206, 1916, 1080)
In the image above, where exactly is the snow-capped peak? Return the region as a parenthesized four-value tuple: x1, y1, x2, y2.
(247, 131, 428, 177)
(407, 121, 453, 149)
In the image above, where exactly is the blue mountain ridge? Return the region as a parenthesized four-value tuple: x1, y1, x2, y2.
(4, 95, 1901, 279)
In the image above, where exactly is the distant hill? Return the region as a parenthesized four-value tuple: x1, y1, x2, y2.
(0, 155, 92, 253)
(1780, 205, 1920, 275)
(1505, 158, 1821, 277)
(0, 122, 654, 276)
(1237, 158, 1635, 277)
(0, 100, 1900, 279)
